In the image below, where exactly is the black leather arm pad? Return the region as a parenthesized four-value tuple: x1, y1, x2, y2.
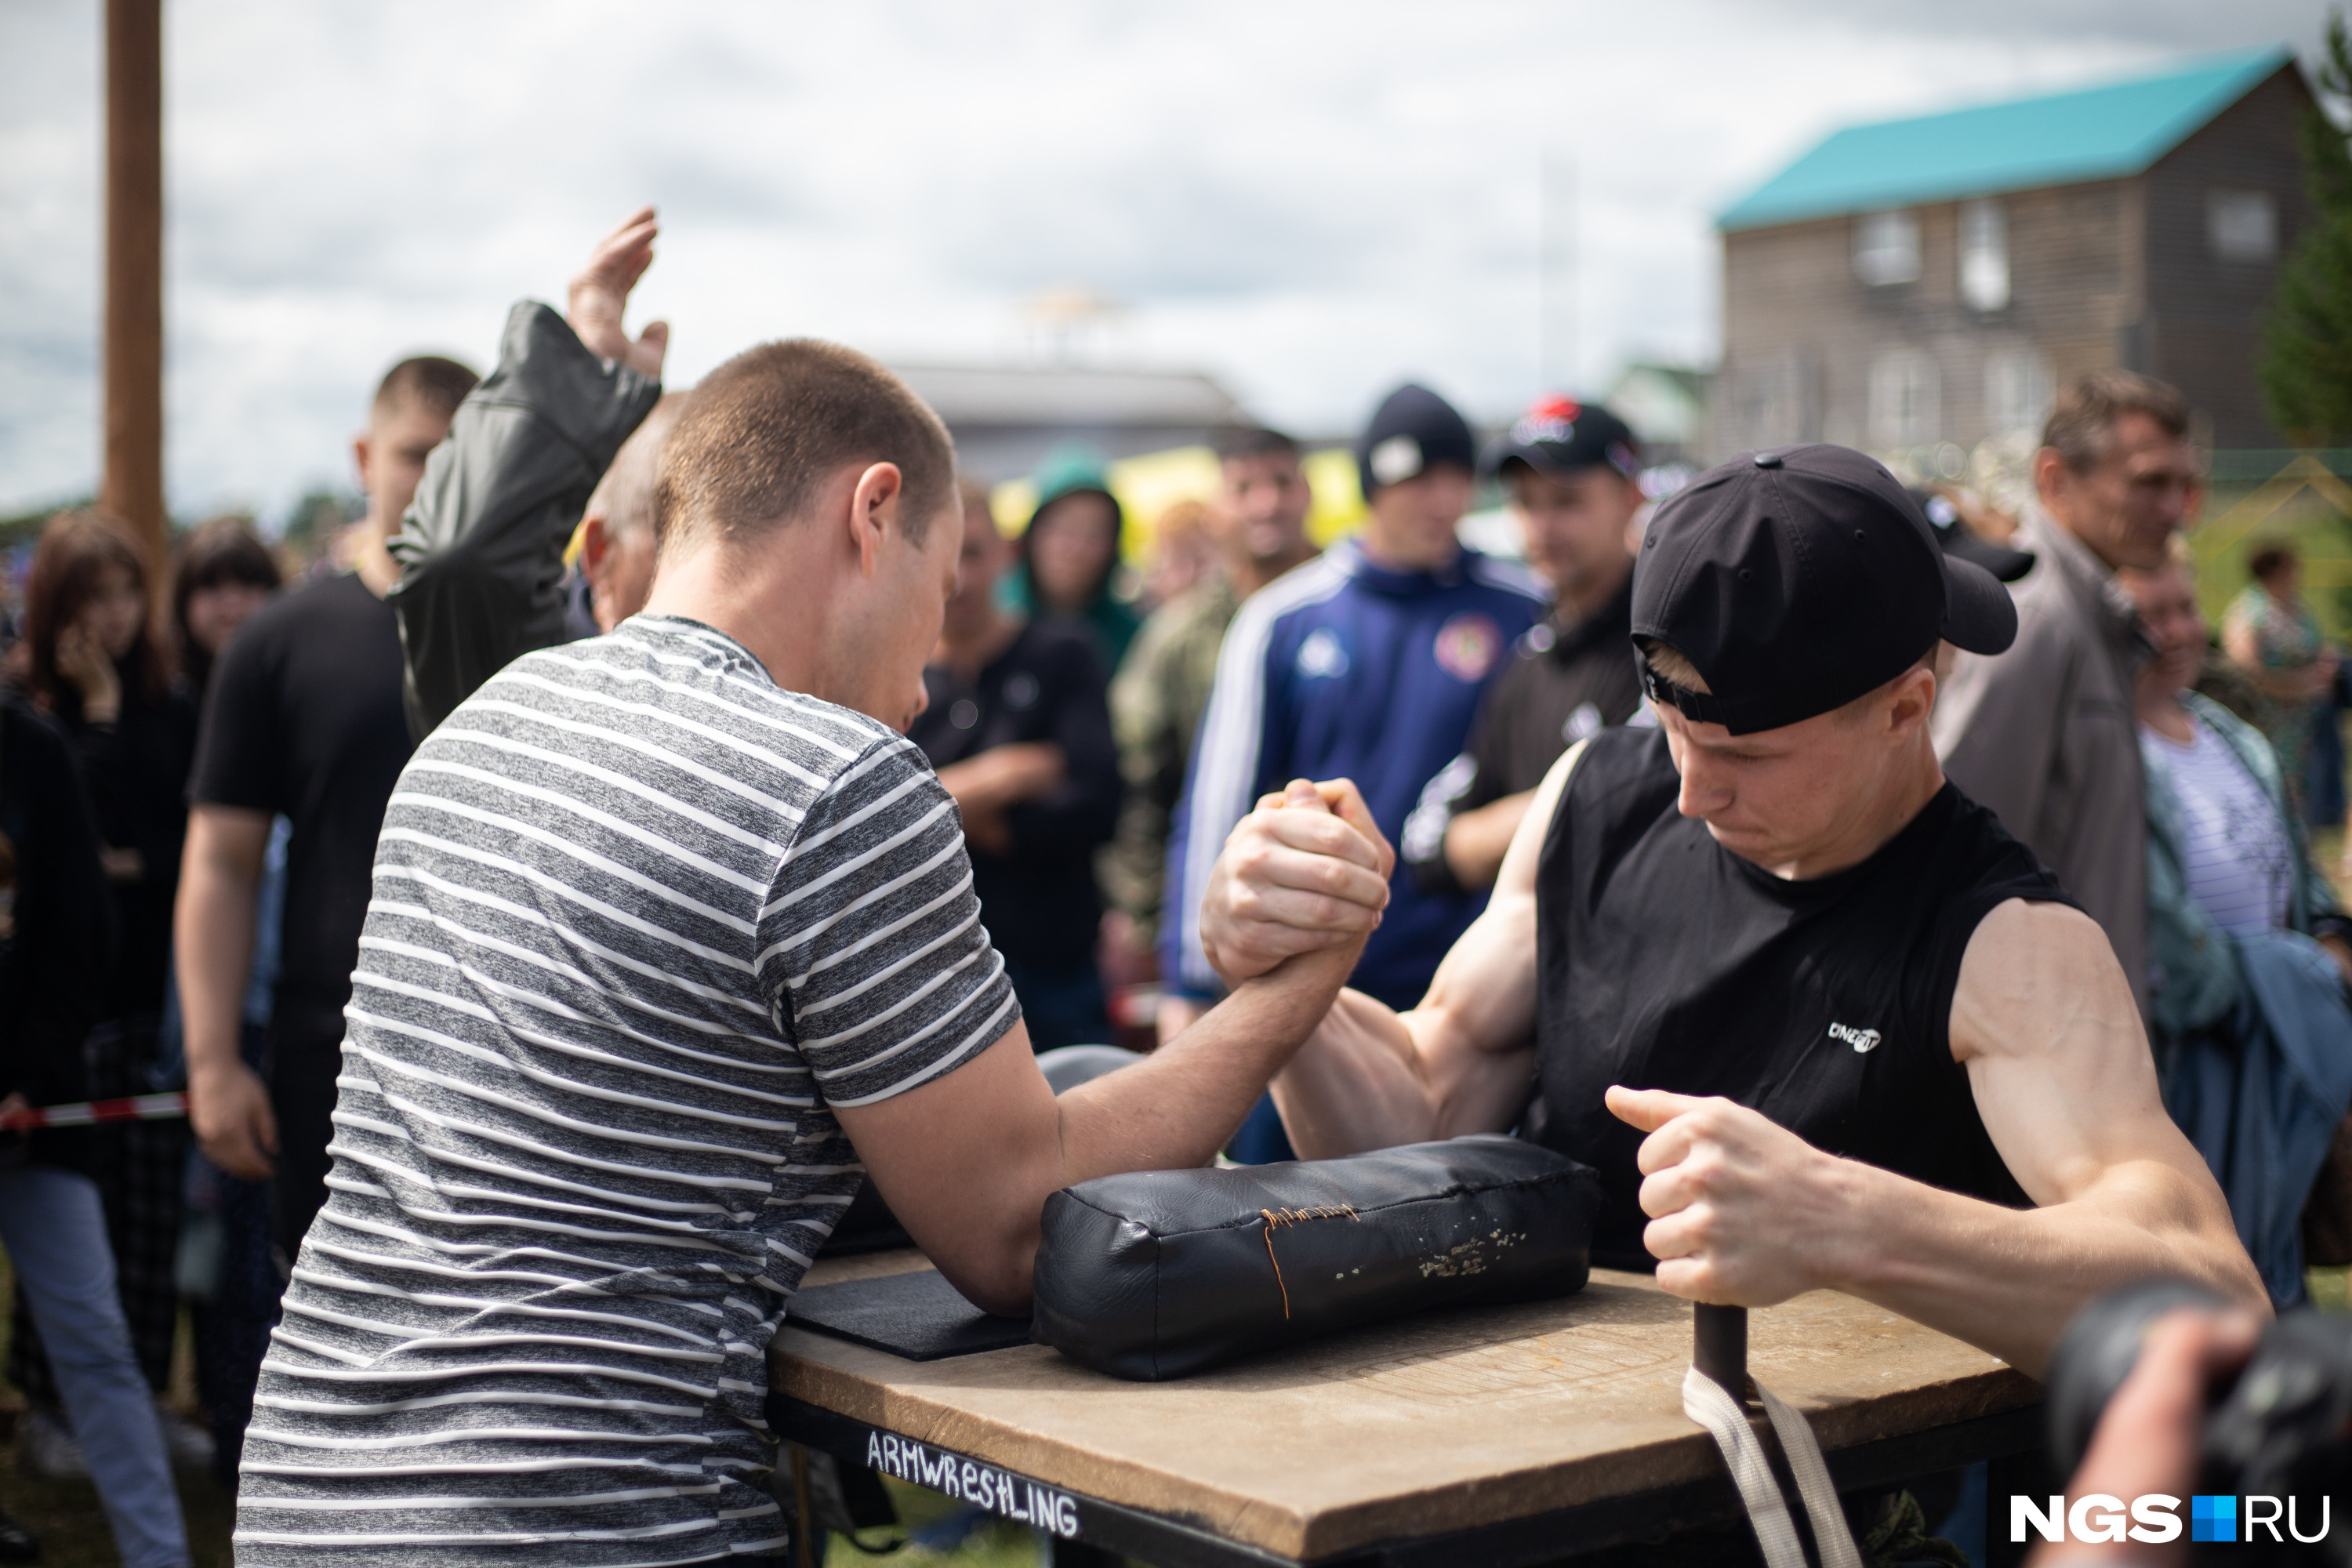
(1031, 1136, 1602, 1381)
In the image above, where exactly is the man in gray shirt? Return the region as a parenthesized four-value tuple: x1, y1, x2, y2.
(230, 304, 1375, 1566)
(1933, 371, 2203, 1010)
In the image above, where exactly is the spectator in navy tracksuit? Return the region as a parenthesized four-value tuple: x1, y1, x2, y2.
(1161, 383, 1544, 1160)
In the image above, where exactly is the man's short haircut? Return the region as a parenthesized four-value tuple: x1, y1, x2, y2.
(2042, 369, 2191, 475)
(583, 392, 689, 542)
(373, 355, 480, 425)
(2248, 538, 2299, 583)
(1217, 425, 1301, 465)
(656, 339, 956, 552)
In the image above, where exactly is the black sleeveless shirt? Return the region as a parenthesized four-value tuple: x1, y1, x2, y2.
(1530, 726, 2074, 1269)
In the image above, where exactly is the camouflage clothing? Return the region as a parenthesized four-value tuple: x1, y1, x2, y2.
(1103, 574, 1242, 948)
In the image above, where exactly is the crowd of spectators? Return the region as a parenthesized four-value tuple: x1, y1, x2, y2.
(0, 207, 2349, 1564)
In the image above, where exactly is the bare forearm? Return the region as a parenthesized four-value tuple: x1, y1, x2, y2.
(938, 743, 1064, 815)
(1057, 952, 1356, 1176)
(176, 860, 260, 1077)
(2250, 665, 2321, 700)
(902, 949, 1360, 1313)
(1442, 792, 1532, 892)
(1828, 1159, 2267, 1377)
(1272, 992, 1537, 1158)
(1270, 992, 1439, 1156)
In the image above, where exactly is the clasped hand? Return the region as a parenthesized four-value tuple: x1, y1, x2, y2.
(1199, 778, 1393, 988)
(1607, 1087, 1853, 1307)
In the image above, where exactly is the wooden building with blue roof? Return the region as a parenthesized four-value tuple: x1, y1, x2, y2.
(1710, 45, 2312, 462)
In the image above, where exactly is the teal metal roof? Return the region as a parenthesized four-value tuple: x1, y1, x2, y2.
(1718, 45, 2296, 232)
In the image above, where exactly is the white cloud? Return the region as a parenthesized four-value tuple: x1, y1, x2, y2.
(0, 0, 2319, 521)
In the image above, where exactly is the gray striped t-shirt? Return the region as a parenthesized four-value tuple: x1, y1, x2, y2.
(234, 615, 1018, 1566)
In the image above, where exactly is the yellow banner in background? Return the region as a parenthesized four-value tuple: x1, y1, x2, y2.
(992, 445, 1368, 559)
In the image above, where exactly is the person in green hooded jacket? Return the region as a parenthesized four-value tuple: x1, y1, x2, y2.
(1003, 446, 1142, 671)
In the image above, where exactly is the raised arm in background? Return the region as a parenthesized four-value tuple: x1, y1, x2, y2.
(388, 208, 669, 738)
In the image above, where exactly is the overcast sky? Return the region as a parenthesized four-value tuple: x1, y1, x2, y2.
(0, 0, 2327, 524)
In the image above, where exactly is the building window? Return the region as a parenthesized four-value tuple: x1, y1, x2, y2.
(1868, 350, 1940, 446)
(1853, 210, 1921, 287)
(2209, 191, 2278, 263)
(1959, 199, 2009, 313)
(1984, 348, 2053, 437)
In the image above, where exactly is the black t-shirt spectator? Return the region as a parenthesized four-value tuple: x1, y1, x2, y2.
(909, 620, 1120, 974)
(1462, 575, 1642, 804)
(190, 572, 413, 1038)
(1403, 577, 1642, 895)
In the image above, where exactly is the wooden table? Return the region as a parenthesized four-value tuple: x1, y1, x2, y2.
(767, 1250, 2042, 1566)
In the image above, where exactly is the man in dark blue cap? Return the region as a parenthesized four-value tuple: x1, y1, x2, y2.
(1160, 383, 1545, 1160)
(1403, 394, 1649, 895)
(1191, 442, 2263, 1374)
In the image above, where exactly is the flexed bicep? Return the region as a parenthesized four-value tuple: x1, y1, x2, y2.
(1951, 898, 2203, 1206)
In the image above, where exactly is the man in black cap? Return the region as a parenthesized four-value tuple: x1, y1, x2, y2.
(1191, 443, 2262, 1373)
(1403, 394, 1648, 895)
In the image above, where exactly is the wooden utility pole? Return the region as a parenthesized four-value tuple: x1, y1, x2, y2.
(103, 0, 165, 581)
(1537, 148, 1577, 397)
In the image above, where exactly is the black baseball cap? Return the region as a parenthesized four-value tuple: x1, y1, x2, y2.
(1483, 394, 1640, 481)
(1632, 445, 2016, 735)
(1356, 383, 1477, 499)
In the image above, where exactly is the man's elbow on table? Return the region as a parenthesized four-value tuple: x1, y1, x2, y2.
(837, 937, 1372, 1319)
(833, 1021, 1067, 1318)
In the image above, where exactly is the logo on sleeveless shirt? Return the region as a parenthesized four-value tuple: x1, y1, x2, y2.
(1828, 1022, 1882, 1054)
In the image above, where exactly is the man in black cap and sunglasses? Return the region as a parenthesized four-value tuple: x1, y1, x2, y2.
(1191, 443, 2263, 1374)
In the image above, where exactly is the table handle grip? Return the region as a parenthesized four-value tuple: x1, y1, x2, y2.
(1694, 1302, 1748, 1398)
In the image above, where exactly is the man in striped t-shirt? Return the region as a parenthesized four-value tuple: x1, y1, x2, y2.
(234, 326, 1377, 1566)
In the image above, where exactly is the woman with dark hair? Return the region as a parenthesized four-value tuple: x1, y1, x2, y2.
(2, 510, 205, 1475)
(171, 516, 281, 702)
(8, 511, 194, 1011)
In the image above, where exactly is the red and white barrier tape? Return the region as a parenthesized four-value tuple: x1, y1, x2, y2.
(0, 1091, 189, 1132)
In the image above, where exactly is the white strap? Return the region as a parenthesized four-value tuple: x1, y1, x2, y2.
(1754, 1377, 1864, 1568)
(1679, 1364, 1864, 1568)
(1682, 1365, 1808, 1568)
